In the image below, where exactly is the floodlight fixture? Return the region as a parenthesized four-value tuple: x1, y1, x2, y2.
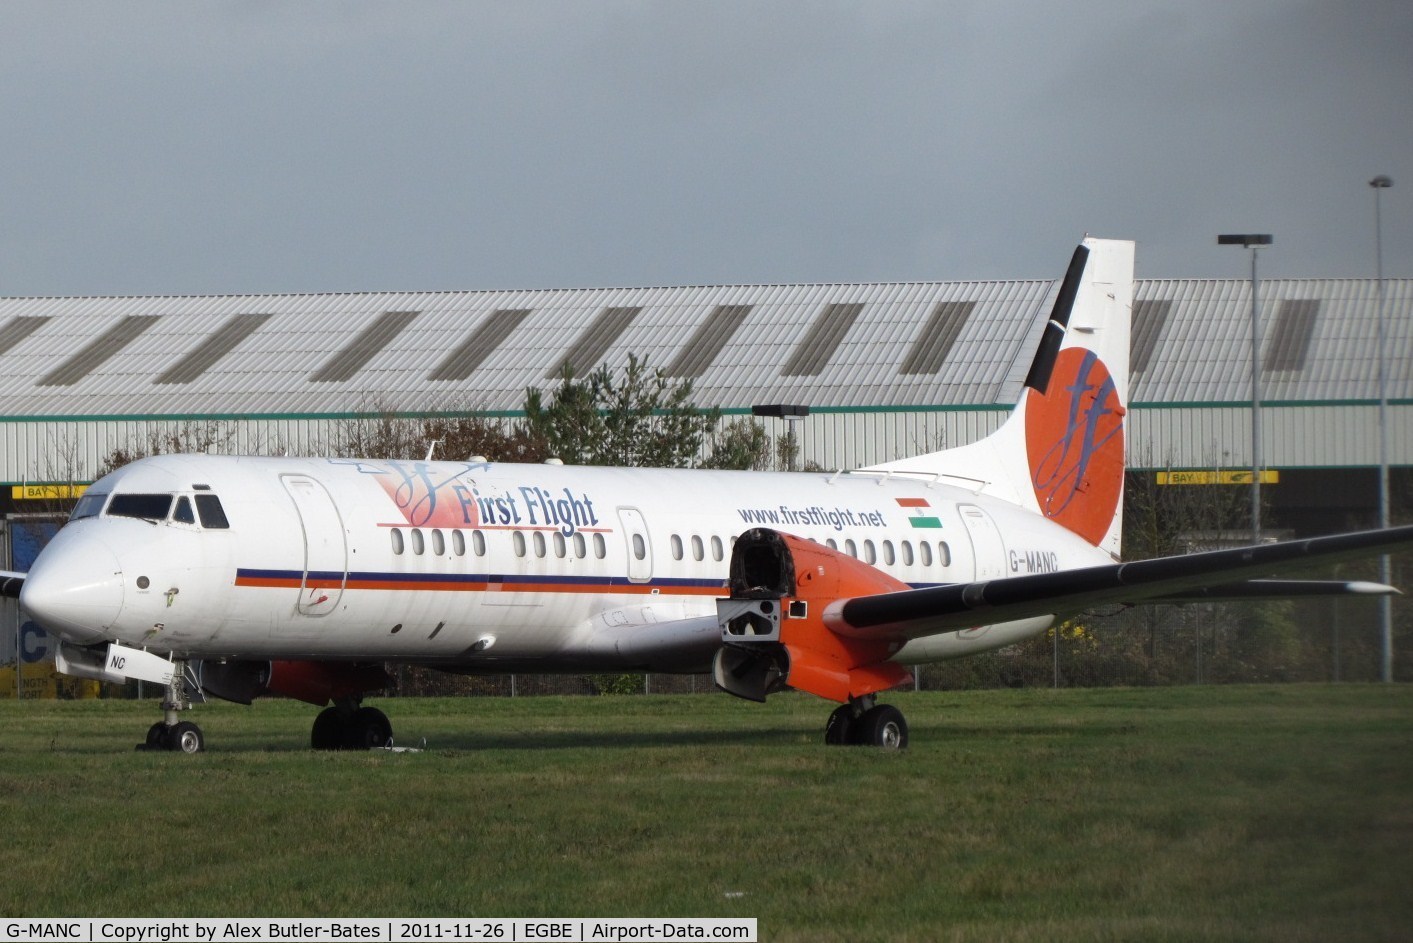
(751, 404, 810, 419)
(1216, 233, 1273, 247)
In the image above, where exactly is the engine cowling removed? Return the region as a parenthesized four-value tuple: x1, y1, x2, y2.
(713, 528, 913, 703)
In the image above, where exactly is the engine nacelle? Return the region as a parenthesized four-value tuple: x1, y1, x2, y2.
(714, 528, 913, 704)
(199, 659, 390, 706)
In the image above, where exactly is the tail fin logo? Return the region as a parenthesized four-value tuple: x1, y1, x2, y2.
(1023, 348, 1125, 545)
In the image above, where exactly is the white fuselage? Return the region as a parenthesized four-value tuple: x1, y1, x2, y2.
(22, 454, 1110, 671)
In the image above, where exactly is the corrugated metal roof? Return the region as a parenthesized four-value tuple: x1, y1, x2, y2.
(1133, 278, 1412, 403)
(0, 278, 1407, 419)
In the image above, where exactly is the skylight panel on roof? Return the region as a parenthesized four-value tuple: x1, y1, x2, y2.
(666, 305, 752, 378)
(782, 302, 863, 376)
(429, 308, 531, 382)
(1130, 299, 1172, 374)
(546, 306, 639, 379)
(154, 313, 274, 385)
(1265, 300, 1319, 371)
(37, 315, 160, 387)
(0, 316, 50, 355)
(899, 301, 975, 375)
(311, 310, 419, 382)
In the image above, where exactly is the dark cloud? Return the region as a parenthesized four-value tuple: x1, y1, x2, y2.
(0, 1, 1408, 295)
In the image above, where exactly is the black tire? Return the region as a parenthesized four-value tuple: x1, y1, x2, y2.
(144, 722, 168, 750)
(824, 704, 856, 746)
(171, 721, 205, 754)
(855, 705, 908, 750)
(345, 706, 393, 750)
(311, 706, 345, 750)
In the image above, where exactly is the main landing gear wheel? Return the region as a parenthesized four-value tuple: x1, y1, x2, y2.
(311, 706, 345, 750)
(823, 700, 908, 750)
(312, 703, 394, 750)
(824, 704, 855, 745)
(855, 704, 908, 750)
(346, 707, 393, 749)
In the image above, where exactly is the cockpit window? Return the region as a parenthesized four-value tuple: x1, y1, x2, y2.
(173, 496, 196, 524)
(195, 494, 230, 529)
(70, 491, 109, 521)
(107, 493, 175, 522)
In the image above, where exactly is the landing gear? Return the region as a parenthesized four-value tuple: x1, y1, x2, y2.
(823, 697, 908, 750)
(311, 700, 394, 750)
(136, 660, 205, 753)
(825, 704, 855, 745)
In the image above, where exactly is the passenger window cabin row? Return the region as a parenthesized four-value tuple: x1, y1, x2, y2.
(390, 527, 609, 561)
(387, 526, 953, 576)
(822, 536, 952, 568)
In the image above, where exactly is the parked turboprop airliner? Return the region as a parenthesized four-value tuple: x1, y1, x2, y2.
(4, 238, 1410, 753)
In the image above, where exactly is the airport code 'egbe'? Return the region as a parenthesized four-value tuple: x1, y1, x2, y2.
(2, 920, 757, 943)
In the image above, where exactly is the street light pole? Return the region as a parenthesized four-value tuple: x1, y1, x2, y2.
(1218, 233, 1273, 544)
(751, 404, 810, 471)
(1370, 175, 1393, 682)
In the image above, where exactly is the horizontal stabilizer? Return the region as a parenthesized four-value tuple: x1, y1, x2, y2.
(0, 570, 22, 599)
(826, 525, 1413, 641)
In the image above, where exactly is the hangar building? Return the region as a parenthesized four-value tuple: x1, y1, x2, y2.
(0, 275, 1408, 536)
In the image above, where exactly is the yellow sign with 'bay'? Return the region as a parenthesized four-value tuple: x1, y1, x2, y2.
(1156, 470, 1280, 486)
(9, 484, 88, 501)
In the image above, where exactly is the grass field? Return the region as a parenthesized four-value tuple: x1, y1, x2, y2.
(1, 685, 1410, 942)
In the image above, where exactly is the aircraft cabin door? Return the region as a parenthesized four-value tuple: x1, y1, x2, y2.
(958, 504, 1007, 581)
(616, 507, 652, 583)
(281, 475, 348, 617)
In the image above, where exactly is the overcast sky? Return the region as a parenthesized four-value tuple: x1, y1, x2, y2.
(1, 1, 1410, 296)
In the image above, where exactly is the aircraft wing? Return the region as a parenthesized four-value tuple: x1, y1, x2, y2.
(1149, 579, 1398, 602)
(826, 525, 1413, 641)
(0, 570, 23, 599)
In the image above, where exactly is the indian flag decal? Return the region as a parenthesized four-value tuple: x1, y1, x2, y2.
(896, 497, 942, 529)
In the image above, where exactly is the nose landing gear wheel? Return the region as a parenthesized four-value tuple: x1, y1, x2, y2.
(137, 720, 205, 753)
(135, 662, 206, 752)
(171, 721, 205, 754)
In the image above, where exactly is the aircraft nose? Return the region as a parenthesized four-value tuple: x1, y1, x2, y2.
(20, 531, 125, 645)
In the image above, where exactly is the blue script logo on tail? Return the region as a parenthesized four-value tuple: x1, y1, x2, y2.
(1023, 348, 1125, 546)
